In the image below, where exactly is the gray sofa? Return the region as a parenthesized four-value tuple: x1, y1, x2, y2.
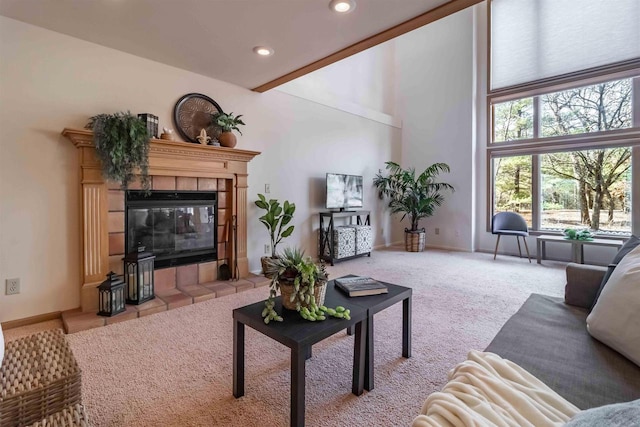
(485, 263, 640, 410)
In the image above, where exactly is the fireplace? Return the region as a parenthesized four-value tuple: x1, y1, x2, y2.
(126, 191, 217, 268)
(63, 127, 260, 313)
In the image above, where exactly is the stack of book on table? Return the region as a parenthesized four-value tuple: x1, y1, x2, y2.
(334, 276, 388, 297)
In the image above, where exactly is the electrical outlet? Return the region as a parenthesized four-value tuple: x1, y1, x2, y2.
(264, 184, 270, 194)
(264, 244, 270, 254)
(6, 278, 20, 295)
(435, 228, 440, 235)
(455, 230, 460, 237)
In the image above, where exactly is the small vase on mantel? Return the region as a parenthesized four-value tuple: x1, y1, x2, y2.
(219, 131, 237, 148)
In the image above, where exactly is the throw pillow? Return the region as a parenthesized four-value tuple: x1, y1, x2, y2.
(591, 235, 640, 311)
(587, 244, 640, 366)
(564, 399, 640, 426)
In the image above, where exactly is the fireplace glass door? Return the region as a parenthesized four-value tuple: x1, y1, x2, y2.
(126, 191, 217, 268)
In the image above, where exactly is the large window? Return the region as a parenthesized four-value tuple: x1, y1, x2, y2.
(489, 0, 640, 236)
(489, 77, 639, 235)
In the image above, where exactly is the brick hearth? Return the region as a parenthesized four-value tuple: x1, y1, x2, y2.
(62, 274, 269, 333)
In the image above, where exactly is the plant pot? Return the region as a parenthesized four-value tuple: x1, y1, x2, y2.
(261, 256, 277, 279)
(219, 131, 237, 148)
(279, 279, 327, 310)
(405, 228, 426, 252)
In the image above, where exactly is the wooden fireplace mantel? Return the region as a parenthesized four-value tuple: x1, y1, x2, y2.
(62, 128, 260, 312)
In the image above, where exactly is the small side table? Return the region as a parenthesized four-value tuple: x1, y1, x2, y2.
(342, 279, 412, 391)
(233, 287, 368, 427)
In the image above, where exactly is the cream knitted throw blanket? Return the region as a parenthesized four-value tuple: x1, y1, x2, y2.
(412, 351, 579, 427)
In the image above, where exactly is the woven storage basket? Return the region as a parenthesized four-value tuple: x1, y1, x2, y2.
(279, 279, 327, 310)
(26, 404, 88, 427)
(405, 230, 426, 252)
(0, 330, 82, 427)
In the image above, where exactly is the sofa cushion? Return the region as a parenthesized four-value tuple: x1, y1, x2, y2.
(587, 245, 640, 367)
(564, 399, 640, 427)
(591, 235, 640, 310)
(485, 294, 640, 409)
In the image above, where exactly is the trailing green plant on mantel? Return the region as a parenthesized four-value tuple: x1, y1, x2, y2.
(85, 111, 151, 191)
(263, 247, 350, 324)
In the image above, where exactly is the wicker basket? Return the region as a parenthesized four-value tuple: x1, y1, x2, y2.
(26, 404, 88, 427)
(405, 229, 426, 252)
(0, 330, 82, 427)
(279, 279, 327, 310)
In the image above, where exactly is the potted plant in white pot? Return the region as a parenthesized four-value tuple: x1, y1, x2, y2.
(211, 112, 245, 148)
(85, 111, 151, 191)
(255, 193, 295, 277)
(373, 161, 454, 252)
(262, 247, 350, 324)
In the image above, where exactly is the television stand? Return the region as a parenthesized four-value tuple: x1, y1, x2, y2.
(319, 210, 371, 265)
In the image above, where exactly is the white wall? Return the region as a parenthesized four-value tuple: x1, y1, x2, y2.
(0, 16, 399, 322)
(278, 41, 397, 117)
(272, 40, 406, 246)
(394, 8, 476, 251)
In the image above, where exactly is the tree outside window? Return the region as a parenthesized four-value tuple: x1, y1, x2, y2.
(491, 77, 636, 234)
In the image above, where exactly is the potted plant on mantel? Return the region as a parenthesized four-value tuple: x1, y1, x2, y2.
(373, 161, 454, 252)
(263, 247, 350, 324)
(211, 112, 245, 148)
(255, 193, 295, 277)
(85, 111, 151, 191)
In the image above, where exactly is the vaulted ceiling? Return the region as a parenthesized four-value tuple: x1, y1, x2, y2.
(0, 0, 474, 91)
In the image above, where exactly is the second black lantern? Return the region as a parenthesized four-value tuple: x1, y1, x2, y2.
(124, 246, 156, 305)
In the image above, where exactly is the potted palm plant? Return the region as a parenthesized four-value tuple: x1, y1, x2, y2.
(255, 194, 295, 277)
(211, 112, 245, 148)
(85, 111, 151, 191)
(373, 161, 454, 252)
(263, 247, 350, 324)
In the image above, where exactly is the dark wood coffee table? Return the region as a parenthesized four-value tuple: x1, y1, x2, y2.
(232, 284, 368, 427)
(343, 278, 412, 390)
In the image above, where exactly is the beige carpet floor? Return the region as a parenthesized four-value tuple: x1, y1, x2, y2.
(5, 247, 567, 427)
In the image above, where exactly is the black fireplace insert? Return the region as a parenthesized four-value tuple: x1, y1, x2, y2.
(125, 190, 217, 268)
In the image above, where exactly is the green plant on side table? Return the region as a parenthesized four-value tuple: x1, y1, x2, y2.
(563, 228, 595, 241)
(255, 193, 295, 276)
(373, 161, 454, 252)
(263, 247, 350, 324)
(85, 111, 151, 191)
(211, 112, 245, 148)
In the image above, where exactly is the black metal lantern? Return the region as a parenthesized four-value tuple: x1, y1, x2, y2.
(124, 246, 156, 305)
(97, 272, 126, 317)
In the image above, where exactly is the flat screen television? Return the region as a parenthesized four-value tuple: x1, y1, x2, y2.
(326, 173, 363, 210)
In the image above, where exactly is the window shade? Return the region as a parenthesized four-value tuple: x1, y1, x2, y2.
(491, 0, 640, 91)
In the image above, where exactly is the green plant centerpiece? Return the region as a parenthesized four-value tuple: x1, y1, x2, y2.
(211, 112, 245, 148)
(563, 228, 595, 241)
(263, 247, 351, 324)
(373, 161, 454, 252)
(85, 111, 151, 191)
(255, 193, 295, 276)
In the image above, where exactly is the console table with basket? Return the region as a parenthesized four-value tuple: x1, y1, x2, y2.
(319, 210, 372, 266)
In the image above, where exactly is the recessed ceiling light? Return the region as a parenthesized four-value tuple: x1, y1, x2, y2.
(253, 46, 274, 57)
(329, 0, 356, 13)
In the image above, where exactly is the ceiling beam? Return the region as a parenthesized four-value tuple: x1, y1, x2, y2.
(252, 0, 484, 93)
